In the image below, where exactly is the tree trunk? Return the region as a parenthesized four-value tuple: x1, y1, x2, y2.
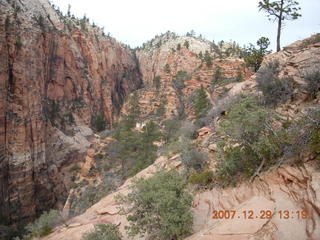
(276, 0, 284, 52)
(276, 18, 281, 52)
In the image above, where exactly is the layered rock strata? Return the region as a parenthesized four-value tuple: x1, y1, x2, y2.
(0, 0, 142, 223)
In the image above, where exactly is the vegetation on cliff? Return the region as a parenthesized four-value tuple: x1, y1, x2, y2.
(83, 224, 122, 240)
(117, 170, 193, 240)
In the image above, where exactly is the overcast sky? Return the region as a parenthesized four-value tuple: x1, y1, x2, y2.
(50, 0, 320, 50)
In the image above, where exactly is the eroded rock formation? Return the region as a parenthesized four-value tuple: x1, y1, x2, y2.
(121, 33, 252, 120)
(0, 0, 141, 223)
(43, 35, 320, 240)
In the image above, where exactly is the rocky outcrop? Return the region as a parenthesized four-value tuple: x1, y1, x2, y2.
(43, 155, 182, 240)
(136, 32, 215, 86)
(122, 33, 252, 120)
(41, 157, 320, 240)
(43, 35, 320, 240)
(0, 0, 141, 223)
(187, 161, 320, 240)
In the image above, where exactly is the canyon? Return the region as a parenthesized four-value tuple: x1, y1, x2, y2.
(0, 0, 141, 224)
(0, 0, 320, 239)
(42, 36, 320, 240)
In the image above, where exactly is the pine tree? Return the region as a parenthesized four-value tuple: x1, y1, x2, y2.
(203, 51, 213, 67)
(194, 86, 211, 119)
(184, 40, 190, 49)
(153, 76, 161, 89)
(212, 66, 222, 87)
(177, 43, 181, 51)
(164, 64, 171, 73)
(258, 0, 301, 52)
(243, 37, 271, 72)
(126, 91, 140, 129)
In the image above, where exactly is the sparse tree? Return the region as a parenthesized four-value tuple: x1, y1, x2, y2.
(184, 40, 190, 49)
(212, 66, 222, 86)
(67, 4, 71, 17)
(117, 170, 193, 240)
(153, 75, 161, 90)
(243, 37, 271, 72)
(203, 51, 213, 67)
(83, 224, 122, 240)
(126, 91, 141, 128)
(194, 86, 211, 119)
(177, 43, 181, 51)
(186, 30, 196, 37)
(258, 0, 301, 52)
(164, 64, 171, 73)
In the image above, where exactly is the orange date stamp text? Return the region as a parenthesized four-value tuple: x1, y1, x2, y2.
(212, 210, 309, 220)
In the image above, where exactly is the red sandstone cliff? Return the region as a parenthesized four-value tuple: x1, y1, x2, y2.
(42, 35, 320, 240)
(0, 0, 142, 223)
(121, 32, 251, 120)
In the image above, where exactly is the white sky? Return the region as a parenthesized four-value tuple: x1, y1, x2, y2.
(50, 0, 320, 50)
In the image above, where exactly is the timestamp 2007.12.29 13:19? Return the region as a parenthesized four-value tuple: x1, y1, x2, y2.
(212, 210, 309, 220)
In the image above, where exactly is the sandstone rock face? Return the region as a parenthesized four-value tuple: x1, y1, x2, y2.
(187, 162, 320, 240)
(262, 37, 320, 90)
(42, 160, 320, 240)
(122, 33, 252, 120)
(136, 32, 214, 86)
(43, 35, 320, 240)
(0, 0, 141, 223)
(43, 155, 182, 240)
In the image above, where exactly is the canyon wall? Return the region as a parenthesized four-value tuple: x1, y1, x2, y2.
(43, 35, 320, 240)
(122, 33, 251, 120)
(0, 0, 142, 223)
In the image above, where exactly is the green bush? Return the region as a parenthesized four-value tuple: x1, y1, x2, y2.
(306, 108, 320, 162)
(108, 120, 161, 178)
(83, 223, 122, 240)
(162, 120, 197, 157)
(216, 146, 259, 186)
(203, 50, 213, 67)
(156, 97, 167, 118)
(178, 121, 198, 140)
(172, 71, 190, 119)
(300, 33, 320, 49)
(211, 66, 222, 87)
(0, 221, 25, 240)
(218, 95, 271, 145)
(164, 64, 171, 73)
(153, 75, 161, 89)
(173, 71, 191, 91)
(5, 16, 10, 31)
(198, 51, 203, 60)
(273, 107, 320, 163)
(91, 112, 106, 132)
(33, 15, 45, 28)
(256, 61, 294, 106)
(188, 170, 214, 187)
(71, 180, 116, 216)
(181, 149, 207, 173)
(184, 40, 190, 49)
(216, 95, 282, 186)
(311, 127, 320, 162)
(117, 170, 193, 240)
(304, 69, 320, 100)
(24, 210, 62, 239)
(194, 86, 211, 119)
(243, 37, 271, 72)
(69, 164, 80, 173)
(235, 69, 244, 82)
(163, 137, 193, 158)
(15, 36, 22, 49)
(125, 91, 141, 128)
(163, 119, 182, 143)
